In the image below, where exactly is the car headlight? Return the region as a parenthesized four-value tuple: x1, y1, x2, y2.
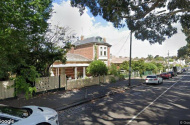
(48, 114, 58, 121)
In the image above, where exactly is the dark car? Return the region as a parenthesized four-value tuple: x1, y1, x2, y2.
(168, 71, 175, 77)
(160, 72, 171, 79)
(182, 68, 186, 72)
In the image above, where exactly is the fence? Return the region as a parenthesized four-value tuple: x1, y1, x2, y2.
(0, 81, 14, 100)
(66, 76, 99, 90)
(0, 75, 119, 99)
(66, 75, 120, 90)
(35, 75, 66, 92)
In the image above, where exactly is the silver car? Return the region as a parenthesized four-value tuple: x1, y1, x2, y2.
(0, 104, 59, 125)
(145, 75, 163, 84)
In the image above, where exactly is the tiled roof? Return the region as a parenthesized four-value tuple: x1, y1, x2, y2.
(66, 53, 92, 62)
(73, 36, 111, 47)
(111, 56, 129, 64)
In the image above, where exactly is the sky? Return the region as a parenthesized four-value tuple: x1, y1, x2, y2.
(50, 0, 187, 58)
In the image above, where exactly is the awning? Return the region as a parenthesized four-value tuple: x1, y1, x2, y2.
(51, 64, 89, 68)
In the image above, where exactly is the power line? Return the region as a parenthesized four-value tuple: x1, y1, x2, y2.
(112, 34, 129, 47)
(116, 33, 130, 55)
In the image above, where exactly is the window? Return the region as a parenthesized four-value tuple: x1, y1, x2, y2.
(100, 47, 103, 56)
(0, 106, 32, 118)
(99, 46, 107, 56)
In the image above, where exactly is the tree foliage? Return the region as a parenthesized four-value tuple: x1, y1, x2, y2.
(108, 64, 118, 76)
(0, 0, 77, 99)
(71, 0, 190, 44)
(144, 62, 158, 73)
(87, 60, 108, 76)
(0, 0, 53, 80)
(15, 66, 39, 99)
(120, 61, 129, 71)
(178, 45, 189, 58)
(131, 59, 145, 76)
(147, 55, 154, 61)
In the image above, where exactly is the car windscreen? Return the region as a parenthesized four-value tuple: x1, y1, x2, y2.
(146, 76, 156, 78)
(0, 106, 31, 118)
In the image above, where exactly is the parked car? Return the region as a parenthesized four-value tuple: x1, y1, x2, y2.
(168, 71, 174, 77)
(0, 104, 59, 125)
(182, 68, 186, 72)
(145, 75, 163, 84)
(160, 72, 171, 79)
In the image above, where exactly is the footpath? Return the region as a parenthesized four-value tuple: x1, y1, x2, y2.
(0, 78, 144, 111)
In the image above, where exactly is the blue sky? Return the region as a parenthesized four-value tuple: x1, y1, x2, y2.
(51, 0, 187, 58)
(53, 0, 113, 27)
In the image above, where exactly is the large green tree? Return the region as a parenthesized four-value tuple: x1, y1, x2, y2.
(132, 59, 145, 77)
(0, 0, 53, 80)
(71, 0, 190, 44)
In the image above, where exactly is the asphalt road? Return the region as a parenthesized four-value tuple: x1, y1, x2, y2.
(58, 72, 190, 125)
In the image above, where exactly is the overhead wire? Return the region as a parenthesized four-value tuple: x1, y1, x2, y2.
(116, 33, 130, 55)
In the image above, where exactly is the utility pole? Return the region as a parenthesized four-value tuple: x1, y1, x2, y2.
(128, 30, 132, 86)
(168, 50, 169, 71)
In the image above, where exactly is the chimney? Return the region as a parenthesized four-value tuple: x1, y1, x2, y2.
(81, 35, 84, 40)
(103, 38, 106, 42)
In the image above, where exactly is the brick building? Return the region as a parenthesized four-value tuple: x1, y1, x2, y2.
(69, 36, 112, 66)
(50, 36, 112, 79)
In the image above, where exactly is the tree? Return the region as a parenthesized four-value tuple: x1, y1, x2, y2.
(152, 61, 164, 72)
(178, 45, 189, 58)
(87, 60, 108, 76)
(0, 0, 53, 80)
(131, 59, 145, 77)
(108, 64, 118, 76)
(177, 13, 190, 60)
(144, 62, 158, 73)
(154, 55, 165, 61)
(27, 25, 75, 77)
(120, 61, 129, 71)
(147, 55, 153, 61)
(71, 0, 190, 44)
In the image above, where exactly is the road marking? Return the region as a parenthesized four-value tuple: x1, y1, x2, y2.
(127, 74, 185, 125)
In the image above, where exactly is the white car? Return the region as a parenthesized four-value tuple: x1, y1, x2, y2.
(0, 104, 59, 125)
(145, 75, 163, 84)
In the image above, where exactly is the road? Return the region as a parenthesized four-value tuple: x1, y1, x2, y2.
(58, 72, 190, 125)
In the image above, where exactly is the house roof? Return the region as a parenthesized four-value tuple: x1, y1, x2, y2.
(73, 36, 112, 47)
(111, 56, 129, 64)
(66, 53, 92, 62)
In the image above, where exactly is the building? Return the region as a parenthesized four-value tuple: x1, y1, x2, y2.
(69, 36, 112, 66)
(50, 36, 112, 79)
(111, 56, 129, 69)
(50, 53, 92, 79)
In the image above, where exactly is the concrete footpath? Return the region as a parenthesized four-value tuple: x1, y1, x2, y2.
(0, 78, 144, 111)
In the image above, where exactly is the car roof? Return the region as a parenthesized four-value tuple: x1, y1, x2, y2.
(147, 75, 156, 76)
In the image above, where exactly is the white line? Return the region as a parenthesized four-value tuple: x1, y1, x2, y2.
(127, 75, 185, 125)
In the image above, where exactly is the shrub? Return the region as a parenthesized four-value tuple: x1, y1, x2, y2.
(110, 77, 116, 83)
(108, 64, 119, 76)
(87, 60, 108, 76)
(119, 74, 125, 80)
(15, 66, 40, 99)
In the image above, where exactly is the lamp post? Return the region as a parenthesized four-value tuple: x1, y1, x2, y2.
(128, 30, 132, 86)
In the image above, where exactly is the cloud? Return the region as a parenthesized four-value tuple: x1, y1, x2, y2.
(49, 0, 187, 58)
